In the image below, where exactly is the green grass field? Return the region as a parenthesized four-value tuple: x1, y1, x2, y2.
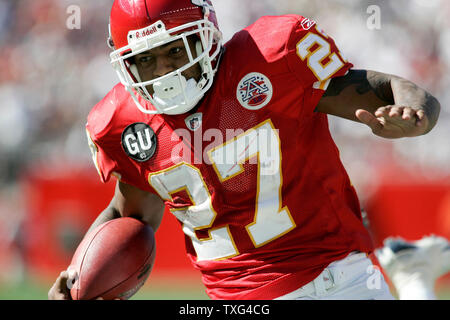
(0, 276, 209, 300)
(0, 277, 449, 300)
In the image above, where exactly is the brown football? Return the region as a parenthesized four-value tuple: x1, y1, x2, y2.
(69, 217, 156, 300)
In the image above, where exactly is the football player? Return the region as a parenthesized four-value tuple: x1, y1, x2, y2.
(49, 0, 442, 300)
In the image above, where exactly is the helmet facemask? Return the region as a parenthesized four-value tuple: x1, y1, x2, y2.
(110, 18, 222, 115)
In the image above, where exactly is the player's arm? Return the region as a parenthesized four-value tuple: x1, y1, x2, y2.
(316, 69, 440, 138)
(48, 181, 165, 300)
(87, 180, 165, 234)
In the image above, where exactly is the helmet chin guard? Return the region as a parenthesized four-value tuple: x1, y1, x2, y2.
(152, 75, 204, 115)
(109, 6, 222, 115)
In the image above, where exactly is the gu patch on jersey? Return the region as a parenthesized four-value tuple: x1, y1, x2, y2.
(121, 123, 157, 162)
(237, 72, 273, 110)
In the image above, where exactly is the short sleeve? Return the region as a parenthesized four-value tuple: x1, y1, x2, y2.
(86, 127, 119, 184)
(84, 83, 161, 194)
(286, 17, 353, 115)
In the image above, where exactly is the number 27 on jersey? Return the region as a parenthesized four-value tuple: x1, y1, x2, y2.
(148, 120, 296, 261)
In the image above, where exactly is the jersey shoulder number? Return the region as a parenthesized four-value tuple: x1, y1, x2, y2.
(287, 16, 352, 88)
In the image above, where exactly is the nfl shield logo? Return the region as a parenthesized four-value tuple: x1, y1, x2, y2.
(185, 113, 203, 131)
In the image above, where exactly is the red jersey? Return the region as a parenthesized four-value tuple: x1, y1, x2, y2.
(86, 15, 374, 300)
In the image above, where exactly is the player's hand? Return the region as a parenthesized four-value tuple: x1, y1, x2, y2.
(356, 105, 429, 139)
(48, 267, 78, 300)
(48, 267, 120, 300)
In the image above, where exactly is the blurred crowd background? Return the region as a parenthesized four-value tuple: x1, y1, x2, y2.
(0, 0, 449, 299)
